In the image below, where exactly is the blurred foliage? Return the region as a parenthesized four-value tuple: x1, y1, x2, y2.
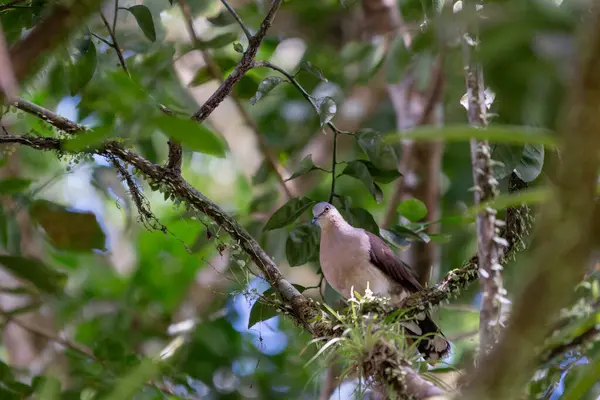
(0, 0, 598, 399)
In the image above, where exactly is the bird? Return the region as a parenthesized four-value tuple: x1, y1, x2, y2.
(311, 201, 450, 361)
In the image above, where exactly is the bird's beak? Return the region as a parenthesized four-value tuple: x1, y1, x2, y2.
(311, 211, 324, 225)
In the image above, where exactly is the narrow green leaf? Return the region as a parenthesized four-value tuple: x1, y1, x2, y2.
(515, 143, 544, 182)
(298, 60, 327, 82)
(286, 154, 322, 181)
(153, 116, 226, 158)
(250, 76, 284, 105)
(248, 300, 278, 328)
(252, 160, 270, 185)
(316, 97, 337, 127)
(397, 198, 428, 222)
(30, 199, 106, 252)
(0, 178, 32, 194)
(62, 125, 112, 152)
(198, 32, 238, 49)
(68, 40, 97, 95)
(0, 255, 67, 294)
(126, 5, 156, 42)
(384, 125, 557, 147)
(355, 129, 398, 170)
(286, 224, 320, 267)
(263, 197, 316, 231)
(101, 358, 162, 400)
(188, 66, 213, 87)
(381, 225, 430, 249)
(467, 187, 549, 217)
(341, 161, 383, 203)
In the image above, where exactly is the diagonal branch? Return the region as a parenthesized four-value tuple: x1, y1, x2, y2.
(167, 0, 284, 173)
(0, 106, 445, 399)
(179, 0, 292, 198)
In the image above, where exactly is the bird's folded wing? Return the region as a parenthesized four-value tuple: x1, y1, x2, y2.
(365, 230, 423, 293)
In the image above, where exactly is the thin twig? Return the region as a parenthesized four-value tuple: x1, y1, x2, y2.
(167, 0, 285, 175)
(0, 0, 27, 13)
(91, 32, 114, 47)
(112, 0, 119, 33)
(252, 60, 351, 200)
(220, 0, 252, 41)
(100, 11, 129, 76)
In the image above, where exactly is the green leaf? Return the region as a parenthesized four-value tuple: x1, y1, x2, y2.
(248, 300, 278, 328)
(358, 40, 386, 82)
(0, 255, 67, 294)
(69, 40, 97, 95)
(397, 198, 428, 222)
(414, 52, 435, 91)
(286, 224, 320, 267)
(0, 178, 32, 194)
(466, 187, 549, 217)
(233, 42, 243, 53)
(347, 208, 379, 235)
(380, 225, 430, 250)
(252, 160, 270, 185)
(298, 60, 327, 82)
(30, 199, 106, 252)
(62, 125, 112, 152)
(199, 32, 238, 49)
(101, 358, 162, 400)
(386, 34, 411, 83)
(153, 116, 226, 158)
(384, 125, 557, 147)
(515, 143, 544, 182)
(316, 96, 337, 127)
(492, 143, 523, 180)
(188, 66, 213, 87)
(341, 161, 383, 203)
(286, 154, 322, 181)
(263, 197, 316, 231)
(355, 129, 398, 171)
(126, 5, 156, 42)
(250, 76, 284, 105)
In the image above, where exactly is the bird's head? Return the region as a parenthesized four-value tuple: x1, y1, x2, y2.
(311, 202, 343, 228)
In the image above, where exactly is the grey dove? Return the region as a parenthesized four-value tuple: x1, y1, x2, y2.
(311, 201, 450, 361)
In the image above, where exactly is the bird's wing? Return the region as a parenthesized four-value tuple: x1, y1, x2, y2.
(364, 230, 423, 293)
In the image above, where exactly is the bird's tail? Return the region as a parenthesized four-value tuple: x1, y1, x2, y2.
(401, 313, 450, 361)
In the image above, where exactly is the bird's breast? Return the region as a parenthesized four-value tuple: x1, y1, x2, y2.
(319, 228, 392, 299)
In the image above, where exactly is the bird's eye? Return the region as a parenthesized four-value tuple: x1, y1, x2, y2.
(324, 206, 330, 212)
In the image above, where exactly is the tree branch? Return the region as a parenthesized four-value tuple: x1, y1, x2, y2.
(163, 0, 284, 173)
(179, 0, 292, 199)
(462, 4, 600, 398)
(0, 118, 443, 400)
(220, 0, 252, 41)
(99, 11, 129, 76)
(461, 0, 504, 357)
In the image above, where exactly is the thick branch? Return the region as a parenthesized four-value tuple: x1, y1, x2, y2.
(461, 0, 503, 356)
(0, 133, 442, 400)
(463, 5, 600, 398)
